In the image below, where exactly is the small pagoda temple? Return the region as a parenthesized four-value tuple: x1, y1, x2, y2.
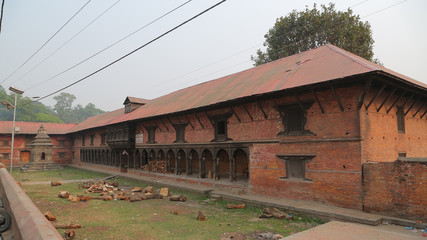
(20, 124, 63, 172)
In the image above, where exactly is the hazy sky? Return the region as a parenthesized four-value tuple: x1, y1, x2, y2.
(0, 0, 426, 111)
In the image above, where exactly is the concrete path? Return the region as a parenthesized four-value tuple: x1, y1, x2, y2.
(283, 221, 426, 240)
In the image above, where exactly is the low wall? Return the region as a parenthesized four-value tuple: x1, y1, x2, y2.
(363, 158, 427, 220)
(0, 164, 62, 240)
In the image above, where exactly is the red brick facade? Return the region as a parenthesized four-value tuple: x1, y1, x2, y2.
(0, 134, 74, 166)
(363, 160, 427, 220)
(1, 45, 426, 219)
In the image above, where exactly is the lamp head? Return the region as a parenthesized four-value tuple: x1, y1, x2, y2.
(9, 86, 24, 95)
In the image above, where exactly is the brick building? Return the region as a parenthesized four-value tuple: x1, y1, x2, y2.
(1, 45, 426, 219)
(0, 122, 76, 166)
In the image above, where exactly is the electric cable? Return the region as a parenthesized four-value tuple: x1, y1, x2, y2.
(362, 0, 409, 18)
(0, 0, 92, 85)
(24, 0, 192, 92)
(136, 0, 410, 96)
(0, 0, 5, 35)
(28, 0, 226, 104)
(10, 0, 122, 85)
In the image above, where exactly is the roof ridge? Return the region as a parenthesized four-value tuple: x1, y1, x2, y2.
(325, 44, 378, 71)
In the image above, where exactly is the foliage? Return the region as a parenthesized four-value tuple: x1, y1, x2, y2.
(0, 86, 105, 123)
(0, 85, 63, 123)
(252, 3, 378, 66)
(52, 92, 105, 123)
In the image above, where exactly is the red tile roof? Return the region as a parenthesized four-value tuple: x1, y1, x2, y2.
(68, 44, 427, 133)
(0, 122, 77, 135)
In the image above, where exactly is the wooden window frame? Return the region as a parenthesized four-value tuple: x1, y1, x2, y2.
(278, 102, 314, 136)
(173, 124, 187, 143)
(146, 127, 157, 144)
(277, 154, 315, 181)
(397, 106, 405, 133)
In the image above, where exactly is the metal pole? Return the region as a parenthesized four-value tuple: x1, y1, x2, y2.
(10, 94, 17, 175)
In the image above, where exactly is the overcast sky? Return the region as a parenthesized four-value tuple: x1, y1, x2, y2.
(0, 0, 426, 111)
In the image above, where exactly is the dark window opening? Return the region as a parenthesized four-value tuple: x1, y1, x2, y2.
(59, 152, 65, 159)
(286, 107, 304, 132)
(217, 120, 226, 135)
(82, 135, 85, 146)
(278, 102, 314, 136)
(397, 106, 405, 133)
(3, 140, 9, 147)
(3, 153, 9, 160)
(398, 152, 407, 157)
(277, 154, 315, 181)
(90, 135, 95, 146)
(41, 152, 46, 160)
(214, 120, 227, 141)
(174, 124, 187, 143)
(147, 127, 156, 144)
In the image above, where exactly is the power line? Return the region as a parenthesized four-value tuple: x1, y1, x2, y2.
(24, 0, 193, 92)
(0, 0, 92, 85)
(0, 0, 5, 35)
(10, 0, 122, 86)
(350, 0, 370, 9)
(138, 0, 410, 95)
(29, 0, 227, 104)
(362, 0, 409, 18)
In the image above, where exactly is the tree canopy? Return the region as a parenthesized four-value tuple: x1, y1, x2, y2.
(0, 86, 105, 123)
(251, 3, 377, 66)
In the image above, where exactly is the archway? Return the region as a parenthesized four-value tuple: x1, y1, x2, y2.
(201, 149, 213, 179)
(157, 150, 165, 173)
(149, 150, 156, 172)
(234, 149, 249, 181)
(166, 150, 175, 174)
(121, 150, 128, 173)
(188, 150, 199, 176)
(216, 149, 230, 180)
(142, 150, 148, 170)
(135, 150, 141, 170)
(176, 150, 186, 175)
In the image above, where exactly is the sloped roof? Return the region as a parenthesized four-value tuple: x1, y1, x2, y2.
(123, 97, 150, 105)
(69, 44, 427, 133)
(0, 122, 77, 135)
(66, 108, 123, 133)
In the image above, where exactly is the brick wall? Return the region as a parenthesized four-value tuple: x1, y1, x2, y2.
(0, 134, 74, 166)
(360, 85, 427, 162)
(363, 159, 427, 220)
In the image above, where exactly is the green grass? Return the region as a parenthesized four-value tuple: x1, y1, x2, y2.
(18, 169, 325, 240)
(13, 166, 110, 183)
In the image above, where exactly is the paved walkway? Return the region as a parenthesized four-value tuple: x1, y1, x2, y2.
(68, 164, 426, 239)
(283, 221, 426, 240)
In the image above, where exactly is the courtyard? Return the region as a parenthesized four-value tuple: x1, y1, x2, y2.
(15, 167, 324, 240)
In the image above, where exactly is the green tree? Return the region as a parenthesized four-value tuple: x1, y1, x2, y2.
(251, 3, 377, 66)
(0, 85, 64, 122)
(53, 92, 76, 113)
(52, 92, 105, 123)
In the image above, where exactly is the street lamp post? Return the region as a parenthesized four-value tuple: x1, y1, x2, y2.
(1, 86, 24, 175)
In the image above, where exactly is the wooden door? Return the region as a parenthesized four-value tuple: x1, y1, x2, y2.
(21, 151, 30, 163)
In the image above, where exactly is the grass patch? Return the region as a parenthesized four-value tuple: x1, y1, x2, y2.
(13, 166, 110, 183)
(18, 169, 325, 239)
